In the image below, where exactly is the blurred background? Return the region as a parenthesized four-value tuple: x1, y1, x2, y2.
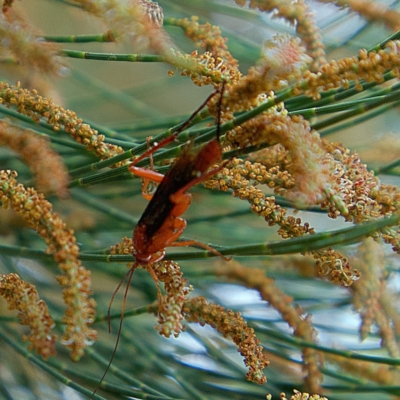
(0, 0, 400, 399)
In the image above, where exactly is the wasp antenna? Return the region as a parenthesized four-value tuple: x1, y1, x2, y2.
(91, 266, 137, 398)
(106, 266, 136, 333)
(216, 80, 226, 142)
(177, 88, 220, 136)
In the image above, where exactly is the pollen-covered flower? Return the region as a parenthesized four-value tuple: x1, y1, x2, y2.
(183, 296, 269, 384)
(0, 273, 56, 359)
(0, 170, 97, 361)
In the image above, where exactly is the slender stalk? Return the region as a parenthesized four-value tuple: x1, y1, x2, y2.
(60, 49, 165, 62)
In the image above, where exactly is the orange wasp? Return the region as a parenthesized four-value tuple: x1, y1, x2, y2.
(129, 82, 228, 267)
(92, 83, 228, 397)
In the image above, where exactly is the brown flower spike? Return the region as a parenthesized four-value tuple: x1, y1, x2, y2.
(0, 273, 56, 359)
(183, 296, 269, 384)
(0, 170, 97, 360)
(0, 82, 124, 164)
(0, 120, 69, 197)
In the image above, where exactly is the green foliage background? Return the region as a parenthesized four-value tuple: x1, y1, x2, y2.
(0, 1, 400, 399)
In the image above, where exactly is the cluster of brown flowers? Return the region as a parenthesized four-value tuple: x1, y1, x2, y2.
(169, 17, 241, 87)
(0, 120, 69, 197)
(110, 237, 269, 383)
(0, 170, 96, 360)
(223, 114, 339, 209)
(152, 260, 191, 338)
(216, 261, 322, 392)
(0, 273, 56, 359)
(322, 140, 400, 253)
(183, 296, 269, 384)
(110, 238, 191, 338)
(1, 0, 400, 397)
(176, 30, 314, 116)
(267, 390, 329, 400)
(205, 156, 361, 286)
(0, 82, 124, 163)
(297, 40, 400, 99)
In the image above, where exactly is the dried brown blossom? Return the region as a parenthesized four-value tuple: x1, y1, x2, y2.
(183, 296, 269, 384)
(0, 120, 69, 197)
(0, 8, 64, 75)
(0, 82, 124, 163)
(0, 170, 97, 360)
(216, 261, 322, 393)
(0, 273, 56, 359)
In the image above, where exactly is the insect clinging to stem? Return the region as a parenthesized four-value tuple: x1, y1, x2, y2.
(91, 82, 230, 397)
(130, 81, 229, 267)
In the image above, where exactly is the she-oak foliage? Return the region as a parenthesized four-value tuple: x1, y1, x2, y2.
(0, 0, 400, 399)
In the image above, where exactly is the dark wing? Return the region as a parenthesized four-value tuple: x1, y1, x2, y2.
(136, 146, 201, 240)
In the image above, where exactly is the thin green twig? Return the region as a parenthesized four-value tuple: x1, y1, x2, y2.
(60, 49, 165, 62)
